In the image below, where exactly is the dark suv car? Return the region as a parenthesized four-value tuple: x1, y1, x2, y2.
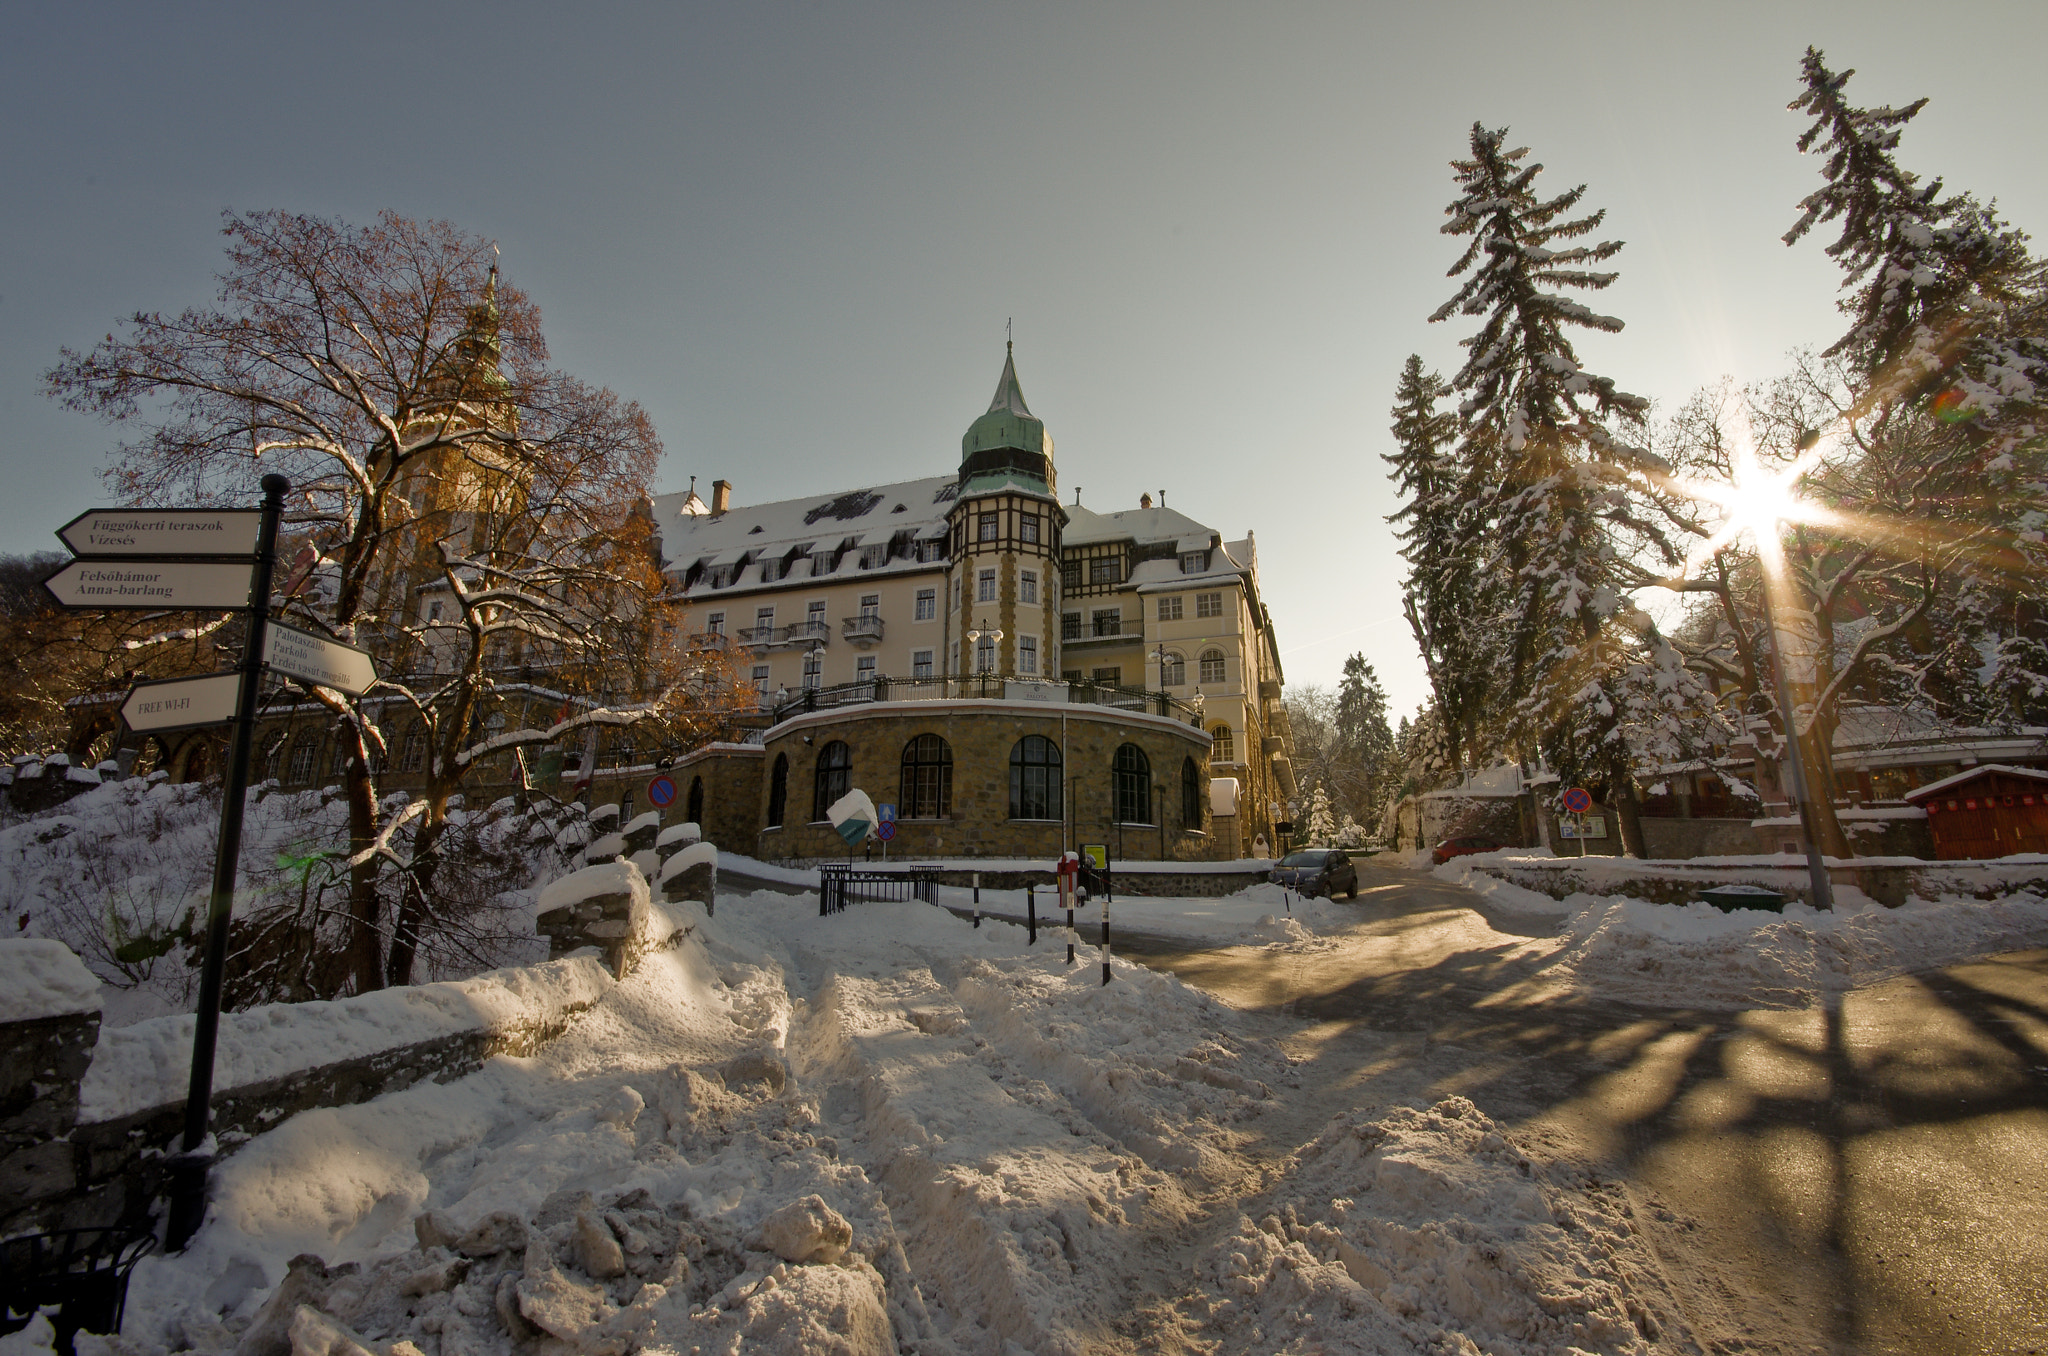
(1268, 848, 1360, 899)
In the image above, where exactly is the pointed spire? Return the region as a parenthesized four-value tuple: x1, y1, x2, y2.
(986, 342, 1033, 418)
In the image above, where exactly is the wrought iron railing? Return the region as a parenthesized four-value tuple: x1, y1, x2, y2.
(737, 620, 834, 650)
(819, 863, 940, 915)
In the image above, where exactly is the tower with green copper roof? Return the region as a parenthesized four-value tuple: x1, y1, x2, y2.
(958, 342, 1057, 498)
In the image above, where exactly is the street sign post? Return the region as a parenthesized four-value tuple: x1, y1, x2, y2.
(43, 558, 257, 611)
(57, 507, 263, 558)
(877, 802, 896, 823)
(262, 623, 376, 695)
(119, 672, 244, 734)
(1560, 787, 1594, 859)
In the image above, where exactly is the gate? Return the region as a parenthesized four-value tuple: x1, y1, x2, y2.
(818, 863, 940, 916)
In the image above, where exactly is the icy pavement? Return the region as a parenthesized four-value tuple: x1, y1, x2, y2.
(88, 890, 1687, 1356)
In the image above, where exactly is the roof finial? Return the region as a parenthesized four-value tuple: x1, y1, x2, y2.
(1006, 316, 1012, 354)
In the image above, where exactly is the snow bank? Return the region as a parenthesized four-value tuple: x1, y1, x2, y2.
(0, 937, 101, 1022)
(1434, 853, 1573, 915)
(79, 955, 613, 1123)
(658, 840, 717, 885)
(1543, 886, 2048, 1009)
(1203, 1096, 1673, 1354)
(534, 860, 648, 918)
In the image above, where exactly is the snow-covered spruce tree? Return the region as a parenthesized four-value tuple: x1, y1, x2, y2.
(1335, 653, 1398, 825)
(1302, 783, 1338, 846)
(1784, 48, 2048, 732)
(1384, 356, 1491, 776)
(1428, 123, 1672, 856)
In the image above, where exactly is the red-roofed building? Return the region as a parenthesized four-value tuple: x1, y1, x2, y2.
(1903, 765, 2048, 860)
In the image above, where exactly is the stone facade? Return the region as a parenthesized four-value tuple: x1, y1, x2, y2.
(672, 743, 766, 856)
(752, 700, 1219, 862)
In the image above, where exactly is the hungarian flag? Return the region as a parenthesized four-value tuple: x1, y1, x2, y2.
(826, 788, 878, 849)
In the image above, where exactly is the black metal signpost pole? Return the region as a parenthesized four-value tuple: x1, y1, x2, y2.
(165, 474, 287, 1252)
(1026, 884, 1036, 945)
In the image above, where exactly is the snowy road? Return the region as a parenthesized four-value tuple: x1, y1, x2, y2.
(1125, 859, 2048, 1356)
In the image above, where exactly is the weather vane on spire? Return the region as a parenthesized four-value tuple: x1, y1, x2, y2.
(1006, 316, 1012, 351)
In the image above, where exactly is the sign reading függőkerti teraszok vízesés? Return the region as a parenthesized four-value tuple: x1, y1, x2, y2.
(57, 508, 263, 558)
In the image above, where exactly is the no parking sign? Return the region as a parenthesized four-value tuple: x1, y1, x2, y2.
(647, 775, 677, 808)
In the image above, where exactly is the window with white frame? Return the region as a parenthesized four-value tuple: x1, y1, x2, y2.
(1158, 595, 1183, 621)
(812, 553, 833, 575)
(1180, 551, 1207, 573)
(860, 544, 887, 568)
(428, 600, 443, 623)
(1199, 649, 1226, 684)
(856, 655, 876, 681)
(977, 568, 996, 603)
(915, 588, 936, 620)
(1019, 514, 1039, 543)
(802, 649, 822, 689)
(919, 539, 943, 562)
(1018, 634, 1038, 674)
(1210, 723, 1235, 762)
(1089, 556, 1121, 586)
(1092, 608, 1121, 637)
(975, 634, 995, 672)
(760, 559, 783, 582)
(859, 593, 879, 619)
(1196, 592, 1223, 618)
(752, 664, 771, 693)
(912, 649, 934, 679)
(706, 611, 724, 635)
(1159, 650, 1185, 685)
(1062, 611, 1081, 640)
(756, 605, 775, 631)
(978, 511, 998, 542)
(1020, 570, 1037, 604)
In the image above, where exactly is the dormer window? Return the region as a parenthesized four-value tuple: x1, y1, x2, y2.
(1180, 551, 1207, 574)
(861, 544, 888, 568)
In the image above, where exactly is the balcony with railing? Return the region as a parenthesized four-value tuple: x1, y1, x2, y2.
(1061, 616, 1137, 647)
(841, 614, 885, 647)
(737, 619, 834, 652)
(761, 672, 1207, 726)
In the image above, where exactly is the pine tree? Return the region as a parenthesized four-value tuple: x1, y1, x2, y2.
(1429, 123, 1668, 855)
(1385, 357, 1489, 774)
(1335, 653, 1397, 822)
(1303, 784, 1338, 846)
(1784, 48, 2048, 732)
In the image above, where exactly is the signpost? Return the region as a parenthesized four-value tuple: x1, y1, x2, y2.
(57, 507, 263, 558)
(43, 558, 257, 611)
(262, 623, 376, 695)
(51, 481, 290, 1251)
(1080, 843, 1112, 984)
(119, 672, 244, 734)
(1560, 787, 1594, 857)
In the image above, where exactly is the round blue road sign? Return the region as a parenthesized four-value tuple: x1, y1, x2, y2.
(647, 775, 677, 807)
(1561, 786, 1593, 815)
(875, 819, 897, 842)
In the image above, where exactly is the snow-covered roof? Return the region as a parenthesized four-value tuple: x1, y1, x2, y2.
(652, 473, 959, 594)
(1065, 502, 1214, 548)
(1902, 763, 2048, 802)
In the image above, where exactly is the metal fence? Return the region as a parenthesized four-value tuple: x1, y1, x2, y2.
(818, 863, 941, 915)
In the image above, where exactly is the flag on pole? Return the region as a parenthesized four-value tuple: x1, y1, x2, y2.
(826, 788, 878, 849)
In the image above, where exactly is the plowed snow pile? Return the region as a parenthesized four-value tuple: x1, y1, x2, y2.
(82, 891, 1684, 1356)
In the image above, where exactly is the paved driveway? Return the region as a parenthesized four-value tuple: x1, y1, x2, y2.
(1118, 860, 2048, 1356)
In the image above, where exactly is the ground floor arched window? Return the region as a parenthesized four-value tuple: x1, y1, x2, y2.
(1009, 736, 1062, 820)
(901, 733, 953, 819)
(1182, 756, 1202, 828)
(814, 741, 851, 821)
(687, 775, 704, 825)
(1114, 743, 1152, 824)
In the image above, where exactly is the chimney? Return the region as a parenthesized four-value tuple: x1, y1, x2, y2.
(1139, 492, 1153, 509)
(711, 479, 732, 514)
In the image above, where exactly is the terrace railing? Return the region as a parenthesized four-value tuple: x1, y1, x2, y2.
(764, 673, 1206, 726)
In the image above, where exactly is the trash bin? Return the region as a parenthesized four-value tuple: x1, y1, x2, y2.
(1, 1227, 157, 1356)
(1699, 884, 1788, 913)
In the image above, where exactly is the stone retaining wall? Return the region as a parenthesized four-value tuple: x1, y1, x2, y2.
(1471, 857, 2046, 909)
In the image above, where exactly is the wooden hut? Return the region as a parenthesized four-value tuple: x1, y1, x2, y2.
(1904, 765, 2048, 860)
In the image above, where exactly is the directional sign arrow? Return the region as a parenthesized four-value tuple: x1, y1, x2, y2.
(44, 559, 255, 611)
(58, 508, 263, 559)
(263, 623, 377, 696)
(120, 671, 245, 734)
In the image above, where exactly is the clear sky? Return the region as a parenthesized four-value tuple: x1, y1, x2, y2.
(4, 1, 2043, 721)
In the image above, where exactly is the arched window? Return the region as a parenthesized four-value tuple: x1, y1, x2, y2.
(687, 775, 704, 826)
(1114, 744, 1152, 825)
(1182, 757, 1202, 828)
(1159, 651, 1185, 686)
(900, 734, 953, 819)
(767, 754, 788, 828)
(1210, 724, 1234, 763)
(813, 741, 851, 822)
(1199, 649, 1227, 685)
(620, 789, 635, 823)
(1009, 736, 1063, 820)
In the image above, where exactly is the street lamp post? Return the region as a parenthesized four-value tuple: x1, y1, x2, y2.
(1755, 565, 1836, 912)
